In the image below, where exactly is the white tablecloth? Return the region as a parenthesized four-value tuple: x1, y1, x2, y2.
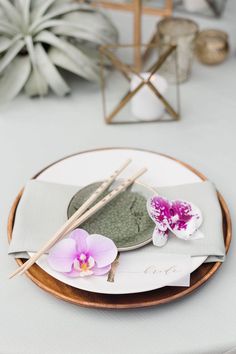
(0, 2, 236, 353)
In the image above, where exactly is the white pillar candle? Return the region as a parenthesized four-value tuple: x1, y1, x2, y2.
(183, 0, 208, 12)
(130, 73, 168, 121)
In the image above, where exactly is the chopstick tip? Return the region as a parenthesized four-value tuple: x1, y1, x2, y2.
(9, 268, 22, 279)
(9, 272, 16, 280)
(125, 158, 132, 165)
(141, 167, 148, 173)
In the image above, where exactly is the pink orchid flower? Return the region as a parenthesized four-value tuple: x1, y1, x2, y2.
(48, 229, 117, 277)
(147, 196, 203, 247)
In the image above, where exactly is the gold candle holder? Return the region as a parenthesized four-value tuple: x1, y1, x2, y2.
(195, 29, 229, 65)
(176, 0, 227, 18)
(99, 43, 180, 124)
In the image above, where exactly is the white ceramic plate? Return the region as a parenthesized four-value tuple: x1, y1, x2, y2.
(28, 148, 207, 294)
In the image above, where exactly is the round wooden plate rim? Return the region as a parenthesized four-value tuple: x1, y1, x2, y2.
(7, 147, 232, 309)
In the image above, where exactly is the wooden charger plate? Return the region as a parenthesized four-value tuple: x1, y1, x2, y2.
(8, 148, 232, 309)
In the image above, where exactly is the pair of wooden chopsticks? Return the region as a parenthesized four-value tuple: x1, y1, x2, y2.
(9, 159, 147, 279)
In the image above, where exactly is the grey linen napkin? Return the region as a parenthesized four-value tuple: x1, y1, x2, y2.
(8, 180, 225, 262)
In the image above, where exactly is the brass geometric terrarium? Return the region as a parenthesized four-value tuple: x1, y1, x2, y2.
(100, 43, 180, 124)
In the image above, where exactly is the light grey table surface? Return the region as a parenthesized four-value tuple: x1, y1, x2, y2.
(0, 2, 236, 354)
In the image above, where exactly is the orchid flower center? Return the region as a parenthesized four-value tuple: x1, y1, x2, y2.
(73, 253, 95, 275)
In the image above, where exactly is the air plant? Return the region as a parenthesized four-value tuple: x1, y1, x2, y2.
(0, 0, 118, 101)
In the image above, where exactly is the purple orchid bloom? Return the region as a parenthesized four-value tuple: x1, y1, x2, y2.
(48, 229, 117, 277)
(147, 196, 203, 247)
(148, 196, 171, 247)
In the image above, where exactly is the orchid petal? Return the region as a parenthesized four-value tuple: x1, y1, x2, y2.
(79, 270, 93, 277)
(65, 264, 111, 277)
(48, 238, 77, 272)
(63, 267, 81, 278)
(169, 200, 203, 240)
(147, 196, 170, 231)
(87, 234, 117, 268)
(69, 228, 89, 254)
(92, 264, 111, 276)
(152, 226, 169, 247)
(87, 256, 95, 269)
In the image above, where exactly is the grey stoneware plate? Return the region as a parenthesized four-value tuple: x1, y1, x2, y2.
(67, 180, 156, 251)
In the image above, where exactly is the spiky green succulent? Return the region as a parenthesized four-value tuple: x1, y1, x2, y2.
(0, 0, 118, 101)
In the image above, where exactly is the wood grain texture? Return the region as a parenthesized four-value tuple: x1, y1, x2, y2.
(133, 0, 142, 71)
(88, 0, 173, 16)
(7, 147, 232, 309)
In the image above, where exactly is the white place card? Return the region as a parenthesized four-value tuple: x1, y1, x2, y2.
(116, 249, 192, 289)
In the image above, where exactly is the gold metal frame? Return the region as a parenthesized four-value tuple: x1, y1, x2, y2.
(100, 43, 180, 124)
(79, 0, 173, 67)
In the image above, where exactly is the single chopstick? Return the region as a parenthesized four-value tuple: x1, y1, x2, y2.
(9, 159, 132, 279)
(14, 167, 147, 277)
